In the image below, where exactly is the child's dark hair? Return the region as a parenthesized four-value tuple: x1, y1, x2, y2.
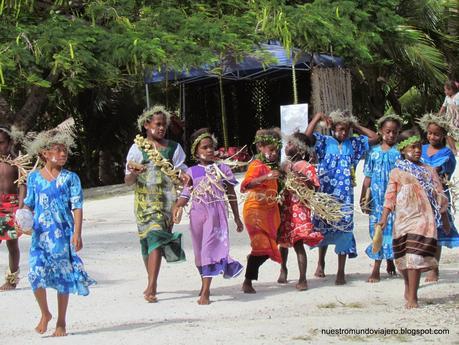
(445, 80, 459, 93)
(397, 129, 421, 158)
(190, 127, 215, 156)
(0, 126, 12, 142)
(290, 131, 314, 160)
(254, 128, 282, 152)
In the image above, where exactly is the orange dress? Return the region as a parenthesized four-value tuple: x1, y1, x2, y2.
(241, 160, 282, 263)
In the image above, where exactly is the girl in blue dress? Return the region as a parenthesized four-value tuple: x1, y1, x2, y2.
(418, 113, 459, 282)
(305, 110, 378, 285)
(360, 114, 402, 283)
(22, 128, 95, 337)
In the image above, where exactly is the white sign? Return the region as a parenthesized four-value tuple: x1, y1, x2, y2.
(280, 103, 309, 162)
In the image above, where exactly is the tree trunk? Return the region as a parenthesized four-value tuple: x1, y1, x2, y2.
(14, 72, 59, 130)
(0, 95, 14, 124)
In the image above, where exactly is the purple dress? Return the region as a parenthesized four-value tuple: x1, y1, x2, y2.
(181, 163, 243, 278)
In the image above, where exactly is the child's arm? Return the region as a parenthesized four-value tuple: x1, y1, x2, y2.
(226, 184, 243, 232)
(353, 123, 379, 144)
(125, 164, 145, 186)
(376, 207, 391, 230)
(243, 170, 280, 190)
(172, 197, 188, 225)
(72, 208, 83, 251)
(18, 183, 26, 209)
(360, 176, 371, 214)
(305, 112, 325, 141)
(441, 212, 450, 234)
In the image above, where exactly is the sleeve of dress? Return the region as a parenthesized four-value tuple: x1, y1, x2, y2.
(220, 163, 238, 186)
(383, 169, 398, 211)
(305, 164, 320, 188)
(240, 161, 261, 193)
(125, 144, 143, 175)
(351, 135, 369, 163)
(442, 96, 448, 107)
(442, 150, 457, 177)
(172, 143, 188, 171)
(313, 132, 326, 160)
(363, 151, 373, 178)
(180, 167, 193, 200)
(70, 173, 83, 210)
(23, 173, 36, 210)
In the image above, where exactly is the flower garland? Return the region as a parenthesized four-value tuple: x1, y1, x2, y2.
(253, 135, 282, 149)
(134, 135, 183, 188)
(397, 135, 421, 151)
(190, 132, 218, 157)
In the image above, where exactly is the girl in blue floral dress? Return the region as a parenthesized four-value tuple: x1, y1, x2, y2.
(22, 127, 95, 337)
(360, 114, 402, 283)
(305, 110, 378, 285)
(418, 113, 459, 282)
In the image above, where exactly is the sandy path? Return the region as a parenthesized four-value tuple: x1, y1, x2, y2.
(1, 165, 458, 345)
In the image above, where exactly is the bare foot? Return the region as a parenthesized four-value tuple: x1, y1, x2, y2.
(277, 268, 288, 284)
(0, 281, 17, 291)
(366, 271, 380, 283)
(52, 324, 67, 337)
(405, 299, 419, 309)
(335, 272, 346, 285)
(314, 265, 325, 278)
(386, 260, 396, 276)
(197, 291, 210, 305)
(425, 269, 439, 283)
(144, 294, 158, 303)
(242, 281, 256, 294)
(35, 313, 52, 334)
(296, 280, 308, 291)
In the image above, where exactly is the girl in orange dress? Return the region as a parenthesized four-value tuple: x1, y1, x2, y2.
(277, 132, 323, 290)
(241, 129, 282, 294)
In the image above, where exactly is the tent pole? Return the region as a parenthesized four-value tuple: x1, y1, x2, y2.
(145, 83, 150, 108)
(219, 75, 229, 149)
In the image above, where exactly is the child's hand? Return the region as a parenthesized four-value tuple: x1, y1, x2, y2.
(443, 217, 451, 235)
(127, 161, 146, 175)
(180, 172, 192, 186)
(265, 170, 280, 180)
(72, 234, 83, 251)
(14, 224, 23, 237)
(235, 217, 244, 233)
(376, 220, 387, 231)
(172, 205, 183, 224)
(359, 197, 371, 214)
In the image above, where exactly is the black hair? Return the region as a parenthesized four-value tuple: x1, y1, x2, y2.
(190, 127, 213, 156)
(289, 131, 314, 161)
(0, 126, 12, 142)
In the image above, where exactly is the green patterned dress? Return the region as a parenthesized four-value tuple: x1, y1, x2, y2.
(126, 139, 186, 261)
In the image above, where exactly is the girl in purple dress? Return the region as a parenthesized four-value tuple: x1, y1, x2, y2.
(173, 128, 244, 305)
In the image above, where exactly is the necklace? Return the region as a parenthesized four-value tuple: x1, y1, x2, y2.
(44, 166, 59, 180)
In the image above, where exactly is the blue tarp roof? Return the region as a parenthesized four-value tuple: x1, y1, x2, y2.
(145, 43, 344, 84)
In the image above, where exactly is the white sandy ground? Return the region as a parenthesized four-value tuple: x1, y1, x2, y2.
(1, 163, 458, 345)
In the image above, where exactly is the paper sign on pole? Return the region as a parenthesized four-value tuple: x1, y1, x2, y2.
(280, 104, 309, 162)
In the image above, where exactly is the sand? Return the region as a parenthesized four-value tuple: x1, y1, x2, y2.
(1, 164, 458, 345)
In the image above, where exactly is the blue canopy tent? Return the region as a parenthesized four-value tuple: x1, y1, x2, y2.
(144, 42, 344, 149)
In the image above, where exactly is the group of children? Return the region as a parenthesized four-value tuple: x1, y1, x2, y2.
(0, 80, 458, 336)
(125, 102, 458, 311)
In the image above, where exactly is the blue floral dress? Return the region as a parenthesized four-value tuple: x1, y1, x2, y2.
(313, 133, 369, 257)
(24, 169, 95, 295)
(421, 145, 459, 248)
(363, 145, 401, 260)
